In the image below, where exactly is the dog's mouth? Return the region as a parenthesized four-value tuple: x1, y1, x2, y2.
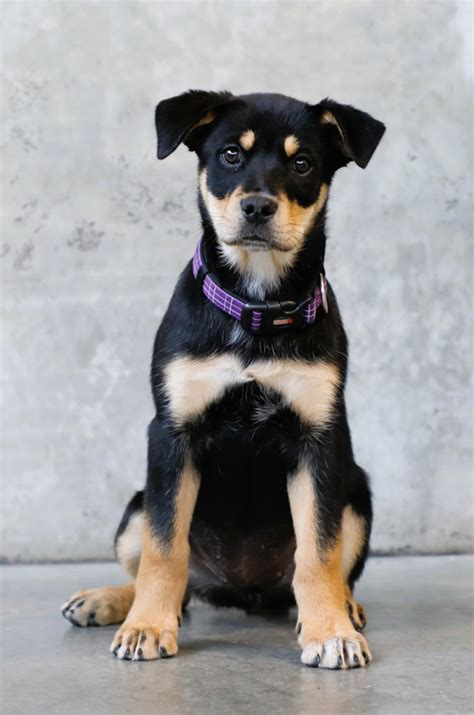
(239, 235, 271, 251)
(224, 233, 292, 252)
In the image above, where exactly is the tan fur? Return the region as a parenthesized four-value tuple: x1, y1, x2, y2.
(164, 353, 251, 426)
(344, 583, 367, 631)
(239, 129, 255, 150)
(247, 359, 340, 428)
(111, 462, 200, 659)
(321, 109, 341, 130)
(199, 169, 246, 242)
(115, 511, 144, 578)
(274, 183, 329, 252)
(288, 464, 371, 667)
(288, 465, 348, 638)
(321, 109, 346, 148)
(340, 506, 368, 632)
(284, 134, 300, 157)
(341, 505, 366, 580)
(199, 171, 329, 293)
(164, 353, 340, 429)
(61, 583, 135, 626)
(184, 111, 215, 142)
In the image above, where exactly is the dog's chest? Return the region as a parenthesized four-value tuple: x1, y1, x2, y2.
(164, 353, 340, 428)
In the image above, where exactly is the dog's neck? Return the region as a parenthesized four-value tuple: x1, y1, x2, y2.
(201, 223, 327, 303)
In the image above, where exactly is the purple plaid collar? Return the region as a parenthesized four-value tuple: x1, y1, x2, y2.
(192, 240, 328, 334)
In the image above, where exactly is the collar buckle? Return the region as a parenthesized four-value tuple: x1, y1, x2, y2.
(241, 299, 308, 334)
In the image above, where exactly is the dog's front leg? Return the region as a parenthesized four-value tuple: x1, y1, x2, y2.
(288, 462, 372, 669)
(111, 419, 199, 661)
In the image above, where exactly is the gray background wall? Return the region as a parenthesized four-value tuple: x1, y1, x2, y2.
(1, 0, 472, 561)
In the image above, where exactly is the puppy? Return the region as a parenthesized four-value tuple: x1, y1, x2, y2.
(61, 90, 385, 669)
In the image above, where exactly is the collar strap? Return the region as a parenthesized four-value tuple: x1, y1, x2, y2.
(192, 240, 328, 334)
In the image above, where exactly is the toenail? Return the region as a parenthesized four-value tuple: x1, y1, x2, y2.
(67, 614, 82, 627)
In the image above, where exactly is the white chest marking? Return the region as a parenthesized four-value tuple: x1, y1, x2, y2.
(164, 353, 340, 427)
(246, 360, 340, 427)
(164, 354, 251, 424)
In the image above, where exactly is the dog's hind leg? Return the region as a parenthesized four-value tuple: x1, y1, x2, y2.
(114, 491, 144, 579)
(61, 492, 144, 627)
(342, 466, 372, 632)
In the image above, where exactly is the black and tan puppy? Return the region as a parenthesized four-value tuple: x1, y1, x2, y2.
(61, 90, 385, 669)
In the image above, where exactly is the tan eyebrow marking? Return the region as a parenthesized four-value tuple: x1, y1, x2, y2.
(239, 129, 255, 151)
(284, 135, 300, 157)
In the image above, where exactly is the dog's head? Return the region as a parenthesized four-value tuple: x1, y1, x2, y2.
(155, 91, 384, 279)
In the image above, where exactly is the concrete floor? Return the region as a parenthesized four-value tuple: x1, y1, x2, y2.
(1, 556, 473, 715)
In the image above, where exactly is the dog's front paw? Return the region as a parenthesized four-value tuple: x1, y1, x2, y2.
(111, 622, 179, 661)
(297, 618, 372, 669)
(300, 633, 371, 669)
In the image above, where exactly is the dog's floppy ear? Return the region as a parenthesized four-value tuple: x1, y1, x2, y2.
(155, 90, 234, 160)
(316, 98, 385, 169)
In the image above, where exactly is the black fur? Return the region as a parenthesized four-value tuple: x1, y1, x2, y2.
(117, 91, 383, 609)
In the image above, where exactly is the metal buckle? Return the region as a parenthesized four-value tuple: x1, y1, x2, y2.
(320, 273, 329, 313)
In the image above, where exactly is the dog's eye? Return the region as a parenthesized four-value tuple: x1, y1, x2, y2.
(293, 156, 313, 175)
(221, 146, 242, 166)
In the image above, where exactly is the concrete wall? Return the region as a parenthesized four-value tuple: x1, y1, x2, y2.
(1, 0, 472, 561)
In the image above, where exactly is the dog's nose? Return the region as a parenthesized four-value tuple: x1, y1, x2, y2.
(240, 195, 278, 224)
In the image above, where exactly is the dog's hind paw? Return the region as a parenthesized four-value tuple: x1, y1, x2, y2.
(61, 585, 134, 627)
(346, 597, 367, 632)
